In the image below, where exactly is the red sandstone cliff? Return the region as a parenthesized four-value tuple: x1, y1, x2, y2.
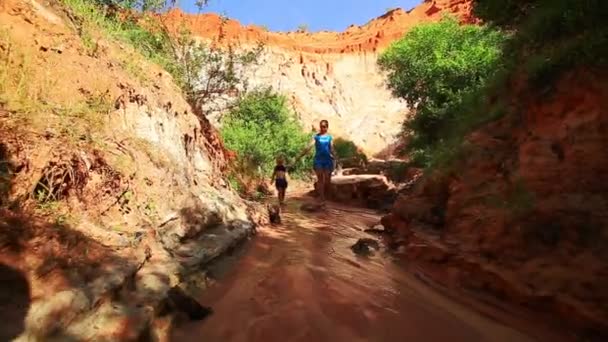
(163, 0, 473, 155)
(381, 70, 608, 337)
(164, 0, 473, 54)
(160, 1, 604, 335)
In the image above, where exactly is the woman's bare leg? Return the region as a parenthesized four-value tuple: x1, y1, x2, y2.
(315, 168, 325, 204)
(321, 169, 332, 206)
(324, 170, 332, 201)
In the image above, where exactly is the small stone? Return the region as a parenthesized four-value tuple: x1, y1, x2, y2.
(166, 286, 213, 321)
(364, 224, 386, 234)
(300, 202, 324, 212)
(351, 238, 380, 256)
(134, 231, 144, 242)
(267, 204, 281, 224)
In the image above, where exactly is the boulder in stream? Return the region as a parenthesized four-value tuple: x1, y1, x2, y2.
(160, 286, 213, 321)
(312, 174, 397, 209)
(364, 224, 387, 234)
(300, 202, 325, 212)
(351, 238, 380, 256)
(267, 204, 281, 224)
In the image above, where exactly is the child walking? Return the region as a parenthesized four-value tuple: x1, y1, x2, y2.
(270, 155, 289, 205)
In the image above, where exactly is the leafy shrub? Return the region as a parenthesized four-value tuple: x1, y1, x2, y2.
(221, 88, 313, 178)
(164, 27, 264, 113)
(91, 0, 209, 12)
(474, 0, 608, 85)
(61, 0, 262, 117)
(379, 1, 608, 171)
(61, 0, 173, 63)
(333, 138, 367, 167)
(378, 16, 507, 167)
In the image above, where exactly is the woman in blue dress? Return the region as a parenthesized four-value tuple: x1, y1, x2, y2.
(296, 120, 336, 206)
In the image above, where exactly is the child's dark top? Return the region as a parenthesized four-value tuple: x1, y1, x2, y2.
(274, 164, 288, 189)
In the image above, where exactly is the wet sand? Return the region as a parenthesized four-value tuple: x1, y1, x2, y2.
(171, 198, 565, 342)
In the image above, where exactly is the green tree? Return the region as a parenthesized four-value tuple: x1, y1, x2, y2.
(473, 0, 608, 87)
(221, 88, 312, 177)
(378, 16, 506, 165)
(61, 0, 264, 118)
(333, 138, 367, 167)
(165, 26, 264, 114)
(95, 0, 209, 12)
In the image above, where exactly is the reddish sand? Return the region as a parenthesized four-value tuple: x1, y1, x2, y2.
(170, 197, 570, 342)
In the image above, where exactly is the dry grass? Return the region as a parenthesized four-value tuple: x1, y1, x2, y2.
(0, 29, 46, 120)
(119, 52, 151, 85)
(0, 28, 113, 148)
(128, 137, 174, 170)
(0, 0, 195, 245)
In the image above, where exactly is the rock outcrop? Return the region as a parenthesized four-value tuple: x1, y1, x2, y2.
(0, 1, 258, 340)
(312, 175, 396, 210)
(165, 0, 473, 155)
(382, 70, 608, 337)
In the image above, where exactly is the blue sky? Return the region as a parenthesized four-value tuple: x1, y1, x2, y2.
(180, 0, 423, 32)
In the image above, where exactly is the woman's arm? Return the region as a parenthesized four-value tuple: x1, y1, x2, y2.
(330, 138, 337, 160)
(295, 137, 315, 163)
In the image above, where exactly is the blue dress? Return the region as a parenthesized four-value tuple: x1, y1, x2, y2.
(313, 134, 333, 170)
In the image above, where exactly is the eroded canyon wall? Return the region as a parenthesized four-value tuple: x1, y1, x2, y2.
(165, 0, 473, 155)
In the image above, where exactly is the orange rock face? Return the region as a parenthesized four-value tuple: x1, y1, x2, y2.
(163, 1, 474, 155)
(382, 70, 608, 336)
(164, 1, 473, 53)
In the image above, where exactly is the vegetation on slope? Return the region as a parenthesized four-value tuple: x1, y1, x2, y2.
(221, 87, 372, 195)
(333, 138, 367, 167)
(61, 0, 263, 117)
(51, 0, 312, 200)
(380, 0, 608, 170)
(378, 16, 506, 167)
(221, 88, 313, 187)
(474, 0, 608, 87)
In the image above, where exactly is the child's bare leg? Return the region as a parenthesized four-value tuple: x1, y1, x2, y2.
(279, 189, 286, 204)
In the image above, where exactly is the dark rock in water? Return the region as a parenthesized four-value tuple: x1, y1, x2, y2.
(351, 238, 380, 256)
(300, 202, 324, 212)
(267, 204, 281, 224)
(166, 286, 213, 321)
(364, 224, 386, 234)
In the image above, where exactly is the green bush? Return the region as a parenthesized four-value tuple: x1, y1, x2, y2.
(61, 0, 262, 117)
(474, 0, 608, 86)
(91, 0, 209, 12)
(378, 16, 507, 167)
(378, 1, 607, 171)
(333, 138, 367, 167)
(221, 88, 313, 178)
(61, 0, 173, 64)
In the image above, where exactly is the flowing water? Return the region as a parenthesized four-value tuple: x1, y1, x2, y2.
(171, 197, 566, 342)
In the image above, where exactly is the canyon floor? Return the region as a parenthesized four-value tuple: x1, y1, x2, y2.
(1, 0, 605, 340)
(169, 193, 570, 342)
